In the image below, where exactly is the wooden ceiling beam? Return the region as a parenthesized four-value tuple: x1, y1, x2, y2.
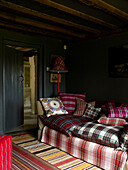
(0, 0, 100, 35)
(0, 20, 72, 40)
(79, 0, 128, 21)
(0, 11, 86, 39)
(32, 0, 117, 29)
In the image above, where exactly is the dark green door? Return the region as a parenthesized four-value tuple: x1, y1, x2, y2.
(4, 46, 24, 132)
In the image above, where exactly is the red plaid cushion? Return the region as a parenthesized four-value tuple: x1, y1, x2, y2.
(101, 101, 115, 112)
(98, 114, 128, 126)
(73, 98, 87, 116)
(108, 107, 128, 119)
(59, 92, 86, 113)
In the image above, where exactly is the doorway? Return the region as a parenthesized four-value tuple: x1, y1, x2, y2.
(5, 45, 38, 132)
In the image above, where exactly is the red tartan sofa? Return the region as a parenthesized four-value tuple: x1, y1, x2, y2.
(0, 135, 12, 170)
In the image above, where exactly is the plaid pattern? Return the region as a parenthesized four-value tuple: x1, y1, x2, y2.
(41, 126, 127, 170)
(39, 98, 68, 116)
(83, 103, 101, 119)
(39, 114, 90, 136)
(98, 114, 128, 126)
(101, 100, 115, 113)
(69, 122, 123, 148)
(120, 125, 128, 151)
(108, 107, 128, 119)
(59, 92, 86, 113)
(73, 98, 87, 116)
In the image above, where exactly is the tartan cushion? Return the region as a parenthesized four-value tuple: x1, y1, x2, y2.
(39, 98, 68, 117)
(83, 103, 101, 119)
(101, 100, 115, 113)
(73, 98, 87, 116)
(108, 107, 128, 119)
(69, 122, 123, 148)
(98, 114, 128, 126)
(39, 114, 91, 136)
(120, 125, 128, 151)
(59, 92, 86, 113)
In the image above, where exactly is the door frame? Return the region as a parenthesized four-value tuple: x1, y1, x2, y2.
(2, 39, 44, 133)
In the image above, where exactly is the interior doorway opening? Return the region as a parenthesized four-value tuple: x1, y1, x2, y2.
(6, 45, 38, 132)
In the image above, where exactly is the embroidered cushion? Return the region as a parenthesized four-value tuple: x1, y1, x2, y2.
(39, 98, 68, 117)
(59, 92, 86, 113)
(120, 125, 128, 151)
(98, 114, 128, 126)
(39, 114, 91, 136)
(69, 122, 123, 148)
(108, 107, 128, 119)
(83, 103, 101, 119)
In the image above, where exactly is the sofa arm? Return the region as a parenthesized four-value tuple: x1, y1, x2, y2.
(36, 101, 44, 140)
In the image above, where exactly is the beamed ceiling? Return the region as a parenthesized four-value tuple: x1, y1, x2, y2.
(0, 0, 128, 42)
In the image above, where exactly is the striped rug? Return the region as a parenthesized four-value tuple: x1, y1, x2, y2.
(11, 131, 102, 170)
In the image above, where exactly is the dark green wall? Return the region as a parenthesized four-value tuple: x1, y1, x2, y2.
(66, 33, 128, 103)
(0, 29, 65, 134)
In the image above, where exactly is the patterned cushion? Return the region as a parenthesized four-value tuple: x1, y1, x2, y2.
(39, 114, 91, 136)
(83, 103, 101, 119)
(39, 98, 68, 117)
(69, 122, 123, 148)
(108, 107, 128, 119)
(59, 92, 86, 113)
(98, 114, 128, 126)
(73, 98, 87, 116)
(120, 125, 128, 151)
(101, 101, 115, 113)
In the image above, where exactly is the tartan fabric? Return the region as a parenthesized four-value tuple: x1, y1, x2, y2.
(59, 92, 86, 113)
(101, 100, 115, 113)
(120, 125, 128, 151)
(39, 98, 68, 116)
(98, 114, 128, 126)
(73, 98, 87, 116)
(0, 135, 12, 170)
(108, 107, 128, 119)
(69, 122, 123, 148)
(41, 126, 127, 170)
(39, 114, 91, 136)
(83, 103, 101, 119)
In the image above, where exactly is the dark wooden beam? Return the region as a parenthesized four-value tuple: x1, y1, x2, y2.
(0, 0, 100, 35)
(0, 20, 73, 40)
(79, 0, 128, 21)
(32, 0, 118, 29)
(0, 11, 86, 39)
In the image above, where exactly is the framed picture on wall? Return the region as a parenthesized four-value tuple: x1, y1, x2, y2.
(50, 73, 61, 83)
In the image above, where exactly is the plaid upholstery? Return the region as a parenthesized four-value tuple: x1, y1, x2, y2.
(39, 114, 91, 136)
(83, 103, 101, 119)
(120, 125, 128, 151)
(39, 98, 68, 116)
(59, 92, 86, 113)
(69, 122, 123, 148)
(41, 126, 127, 170)
(98, 114, 128, 126)
(108, 107, 128, 119)
(0, 135, 12, 170)
(73, 98, 87, 116)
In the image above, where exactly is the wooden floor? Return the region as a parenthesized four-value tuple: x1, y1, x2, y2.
(6, 109, 37, 134)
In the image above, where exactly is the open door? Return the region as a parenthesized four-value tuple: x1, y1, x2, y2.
(4, 46, 24, 132)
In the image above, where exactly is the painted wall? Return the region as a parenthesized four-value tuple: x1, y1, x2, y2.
(0, 29, 65, 134)
(66, 33, 128, 103)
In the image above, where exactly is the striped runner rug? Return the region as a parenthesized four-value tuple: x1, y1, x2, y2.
(11, 131, 102, 170)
